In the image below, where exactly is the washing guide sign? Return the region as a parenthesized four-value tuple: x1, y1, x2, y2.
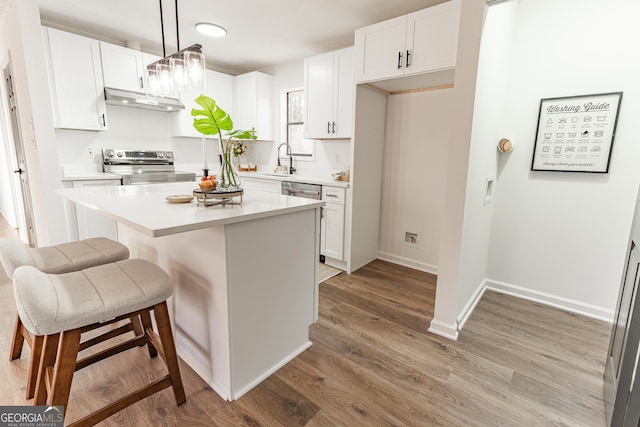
(531, 92, 622, 173)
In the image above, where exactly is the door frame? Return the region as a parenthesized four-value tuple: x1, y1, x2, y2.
(1, 54, 35, 245)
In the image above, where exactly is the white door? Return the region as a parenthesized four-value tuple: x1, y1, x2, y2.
(354, 15, 407, 83)
(72, 180, 119, 240)
(100, 42, 144, 92)
(405, 0, 460, 75)
(304, 52, 334, 138)
(2, 62, 36, 246)
(44, 28, 108, 131)
(604, 189, 640, 426)
(321, 203, 345, 261)
(333, 48, 354, 139)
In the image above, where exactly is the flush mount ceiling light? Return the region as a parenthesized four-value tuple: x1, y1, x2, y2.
(195, 22, 227, 38)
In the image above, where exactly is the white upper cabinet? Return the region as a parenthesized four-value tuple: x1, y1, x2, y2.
(233, 71, 274, 141)
(354, 0, 460, 84)
(171, 70, 234, 138)
(100, 42, 145, 92)
(304, 47, 354, 139)
(43, 27, 108, 131)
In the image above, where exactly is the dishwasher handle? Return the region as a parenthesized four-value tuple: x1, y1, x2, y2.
(287, 188, 320, 197)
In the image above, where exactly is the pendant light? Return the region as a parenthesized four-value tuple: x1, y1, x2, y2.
(146, 0, 206, 98)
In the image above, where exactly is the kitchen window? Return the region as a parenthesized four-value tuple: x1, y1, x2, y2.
(280, 88, 314, 159)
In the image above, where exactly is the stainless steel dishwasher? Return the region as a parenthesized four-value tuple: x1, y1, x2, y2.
(282, 181, 324, 261)
(281, 181, 322, 200)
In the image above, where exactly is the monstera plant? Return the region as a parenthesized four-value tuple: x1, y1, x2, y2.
(192, 94, 257, 188)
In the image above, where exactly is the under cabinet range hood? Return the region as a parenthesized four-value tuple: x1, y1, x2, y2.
(104, 87, 185, 112)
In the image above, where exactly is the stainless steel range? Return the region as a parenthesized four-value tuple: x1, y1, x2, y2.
(102, 149, 195, 185)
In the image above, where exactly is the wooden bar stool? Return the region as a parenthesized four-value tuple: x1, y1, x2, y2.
(13, 258, 186, 426)
(0, 237, 135, 399)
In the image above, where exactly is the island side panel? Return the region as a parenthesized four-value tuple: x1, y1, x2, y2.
(225, 208, 319, 399)
(116, 222, 233, 400)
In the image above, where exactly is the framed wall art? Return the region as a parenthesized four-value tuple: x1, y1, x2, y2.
(531, 92, 622, 173)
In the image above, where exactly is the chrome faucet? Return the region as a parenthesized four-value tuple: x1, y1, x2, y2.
(277, 142, 296, 174)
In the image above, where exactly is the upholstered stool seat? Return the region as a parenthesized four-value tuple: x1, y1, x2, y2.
(0, 237, 133, 400)
(13, 259, 185, 426)
(0, 237, 130, 278)
(14, 259, 172, 336)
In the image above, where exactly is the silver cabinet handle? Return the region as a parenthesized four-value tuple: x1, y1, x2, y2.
(398, 51, 403, 69)
(406, 50, 411, 68)
(101, 113, 106, 127)
(139, 76, 144, 89)
(332, 122, 336, 134)
(327, 122, 331, 134)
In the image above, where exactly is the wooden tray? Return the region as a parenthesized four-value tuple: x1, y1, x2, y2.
(193, 188, 243, 206)
(238, 166, 257, 172)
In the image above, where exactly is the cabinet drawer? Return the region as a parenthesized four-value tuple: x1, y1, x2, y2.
(322, 187, 345, 204)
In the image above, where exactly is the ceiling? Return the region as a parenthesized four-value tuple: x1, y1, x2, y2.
(38, 0, 446, 76)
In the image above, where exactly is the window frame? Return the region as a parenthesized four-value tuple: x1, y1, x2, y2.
(280, 87, 315, 161)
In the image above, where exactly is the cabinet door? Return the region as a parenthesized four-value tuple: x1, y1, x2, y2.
(321, 202, 345, 260)
(354, 15, 406, 83)
(171, 69, 234, 138)
(240, 177, 281, 193)
(100, 42, 144, 92)
(321, 187, 346, 260)
(72, 180, 120, 240)
(234, 72, 273, 140)
(406, 0, 460, 75)
(333, 48, 354, 138)
(44, 28, 107, 131)
(304, 52, 335, 139)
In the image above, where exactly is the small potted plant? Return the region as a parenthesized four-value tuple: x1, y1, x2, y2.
(192, 94, 257, 189)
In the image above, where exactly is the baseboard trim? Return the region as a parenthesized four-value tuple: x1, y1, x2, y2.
(457, 280, 487, 330)
(428, 318, 459, 341)
(231, 341, 313, 400)
(377, 251, 438, 275)
(177, 348, 231, 401)
(485, 278, 614, 323)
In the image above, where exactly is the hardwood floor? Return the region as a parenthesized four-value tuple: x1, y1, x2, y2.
(0, 218, 610, 426)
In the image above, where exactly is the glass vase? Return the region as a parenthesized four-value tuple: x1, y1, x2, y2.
(217, 149, 241, 190)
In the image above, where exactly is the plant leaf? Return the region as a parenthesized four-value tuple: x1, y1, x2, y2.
(227, 129, 258, 140)
(191, 94, 233, 135)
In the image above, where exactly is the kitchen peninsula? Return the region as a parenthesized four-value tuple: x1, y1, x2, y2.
(57, 182, 324, 401)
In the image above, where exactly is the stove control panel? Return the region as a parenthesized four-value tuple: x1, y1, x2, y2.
(102, 149, 175, 164)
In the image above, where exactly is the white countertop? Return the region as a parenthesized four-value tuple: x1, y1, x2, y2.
(57, 182, 324, 238)
(238, 172, 349, 188)
(60, 172, 122, 181)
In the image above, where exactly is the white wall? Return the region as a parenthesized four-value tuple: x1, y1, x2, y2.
(485, 0, 640, 320)
(429, 0, 486, 340)
(57, 106, 172, 169)
(455, 1, 516, 326)
(0, 0, 66, 245)
(378, 89, 452, 274)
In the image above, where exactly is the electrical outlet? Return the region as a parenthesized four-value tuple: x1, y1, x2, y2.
(86, 147, 94, 159)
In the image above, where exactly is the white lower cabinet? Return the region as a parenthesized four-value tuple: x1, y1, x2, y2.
(240, 176, 281, 193)
(321, 186, 345, 261)
(64, 179, 120, 240)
